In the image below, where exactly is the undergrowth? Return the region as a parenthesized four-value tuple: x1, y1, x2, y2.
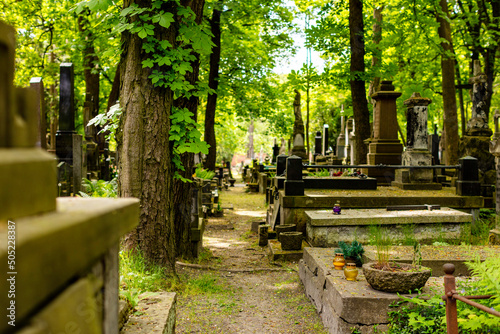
(389, 256, 500, 333)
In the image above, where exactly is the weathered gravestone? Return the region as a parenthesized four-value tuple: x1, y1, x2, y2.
(392, 93, 442, 190)
(314, 131, 322, 156)
(428, 124, 440, 165)
(29, 77, 47, 149)
(323, 123, 329, 156)
(459, 60, 495, 194)
(55, 63, 86, 195)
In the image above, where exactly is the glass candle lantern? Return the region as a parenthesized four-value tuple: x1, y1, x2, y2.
(333, 253, 345, 270)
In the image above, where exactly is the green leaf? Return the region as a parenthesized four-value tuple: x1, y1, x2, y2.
(138, 28, 148, 39)
(142, 59, 154, 68)
(158, 12, 174, 28)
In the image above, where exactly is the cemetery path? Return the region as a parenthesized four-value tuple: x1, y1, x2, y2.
(174, 183, 327, 333)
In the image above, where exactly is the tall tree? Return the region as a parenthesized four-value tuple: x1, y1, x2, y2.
(117, 0, 209, 271)
(173, 0, 206, 258)
(349, 0, 370, 164)
(204, 0, 222, 171)
(436, 0, 459, 164)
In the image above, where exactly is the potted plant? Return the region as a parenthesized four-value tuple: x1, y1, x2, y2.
(362, 226, 431, 293)
(336, 240, 365, 267)
(212, 201, 223, 217)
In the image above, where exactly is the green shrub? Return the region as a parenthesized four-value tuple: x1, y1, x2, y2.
(337, 240, 365, 266)
(79, 177, 117, 198)
(389, 255, 500, 333)
(311, 169, 330, 177)
(194, 166, 215, 180)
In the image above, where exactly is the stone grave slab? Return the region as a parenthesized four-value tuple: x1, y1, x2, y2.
(121, 292, 176, 334)
(274, 176, 377, 190)
(299, 247, 440, 333)
(305, 207, 472, 247)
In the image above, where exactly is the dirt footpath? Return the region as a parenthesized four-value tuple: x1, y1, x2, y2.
(175, 184, 327, 334)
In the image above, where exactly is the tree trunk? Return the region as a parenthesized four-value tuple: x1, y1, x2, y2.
(78, 11, 100, 118)
(204, 1, 222, 171)
(482, 0, 499, 121)
(173, 0, 205, 259)
(368, 5, 383, 106)
(118, 0, 178, 272)
(436, 0, 460, 165)
(349, 0, 371, 164)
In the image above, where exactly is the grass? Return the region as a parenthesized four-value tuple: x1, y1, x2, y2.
(119, 248, 172, 293)
(184, 273, 234, 295)
(368, 224, 392, 268)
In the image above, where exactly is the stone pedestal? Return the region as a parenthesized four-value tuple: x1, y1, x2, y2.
(363, 81, 403, 184)
(456, 156, 481, 196)
(284, 155, 304, 196)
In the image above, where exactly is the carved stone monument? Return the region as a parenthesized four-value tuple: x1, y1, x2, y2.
(362, 80, 403, 184)
(392, 93, 442, 190)
(291, 90, 307, 160)
(459, 60, 495, 194)
(55, 63, 85, 195)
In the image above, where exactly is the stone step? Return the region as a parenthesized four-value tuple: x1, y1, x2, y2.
(121, 292, 176, 334)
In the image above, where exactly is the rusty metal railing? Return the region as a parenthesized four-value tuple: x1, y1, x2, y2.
(442, 263, 500, 333)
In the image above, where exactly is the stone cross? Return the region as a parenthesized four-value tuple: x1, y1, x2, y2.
(0, 21, 57, 220)
(0, 22, 38, 148)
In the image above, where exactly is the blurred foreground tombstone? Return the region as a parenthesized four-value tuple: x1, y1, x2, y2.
(0, 21, 139, 334)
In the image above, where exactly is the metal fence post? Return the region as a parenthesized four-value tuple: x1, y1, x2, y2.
(443, 263, 459, 334)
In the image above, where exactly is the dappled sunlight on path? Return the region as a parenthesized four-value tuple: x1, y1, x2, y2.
(204, 236, 247, 249)
(233, 209, 266, 218)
